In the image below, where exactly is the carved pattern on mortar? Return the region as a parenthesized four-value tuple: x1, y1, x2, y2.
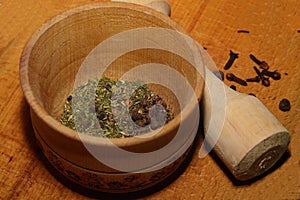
(34, 127, 191, 191)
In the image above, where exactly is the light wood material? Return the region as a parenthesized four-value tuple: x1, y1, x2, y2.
(19, 2, 204, 192)
(202, 67, 290, 180)
(0, 0, 299, 199)
(111, 0, 171, 16)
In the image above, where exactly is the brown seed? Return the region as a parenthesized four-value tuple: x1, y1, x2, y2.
(97, 111, 106, 120)
(246, 76, 260, 83)
(131, 110, 144, 121)
(250, 54, 270, 70)
(67, 95, 72, 102)
(253, 66, 270, 87)
(262, 78, 270, 87)
(262, 70, 281, 80)
(226, 73, 247, 86)
(224, 50, 239, 70)
(279, 98, 291, 112)
(230, 85, 236, 91)
(259, 62, 270, 70)
(250, 54, 262, 65)
(253, 66, 263, 78)
(237, 30, 250, 33)
(135, 120, 145, 127)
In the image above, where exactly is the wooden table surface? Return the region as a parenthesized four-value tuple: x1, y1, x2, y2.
(0, 0, 299, 199)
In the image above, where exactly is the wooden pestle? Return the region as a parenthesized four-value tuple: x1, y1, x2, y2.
(111, 0, 290, 181)
(201, 63, 290, 181)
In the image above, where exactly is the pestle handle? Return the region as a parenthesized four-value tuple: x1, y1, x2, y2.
(111, 0, 171, 16)
(202, 68, 290, 180)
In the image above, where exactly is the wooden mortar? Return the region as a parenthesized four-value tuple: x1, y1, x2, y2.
(19, 1, 290, 194)
(20, 2, 203, 192)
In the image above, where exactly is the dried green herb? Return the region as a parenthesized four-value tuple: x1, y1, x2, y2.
(60, 77, 174, 138)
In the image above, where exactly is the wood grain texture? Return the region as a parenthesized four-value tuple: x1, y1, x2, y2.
(0, 0, 299, 199)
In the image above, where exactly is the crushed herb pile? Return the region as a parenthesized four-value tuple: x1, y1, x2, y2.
(60, 77, 174, 138)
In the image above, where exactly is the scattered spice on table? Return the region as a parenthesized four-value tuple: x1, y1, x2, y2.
(246, 76, 260, 83)
(237, 30, 250, 34)
(224, 50, 239, 70)
(60, 77, 174, 138)
(226, 73, 247, 86)
(262, 69, 281, 80)
(279, 98, 291, 112)
(253, 66, 270, 87)
(220, 50, 287, 100)
(230, 85, 236, 91)
(250, 54, 270, 70)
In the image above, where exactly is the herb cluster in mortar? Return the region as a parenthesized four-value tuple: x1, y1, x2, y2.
(60, 77, 174, 138)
